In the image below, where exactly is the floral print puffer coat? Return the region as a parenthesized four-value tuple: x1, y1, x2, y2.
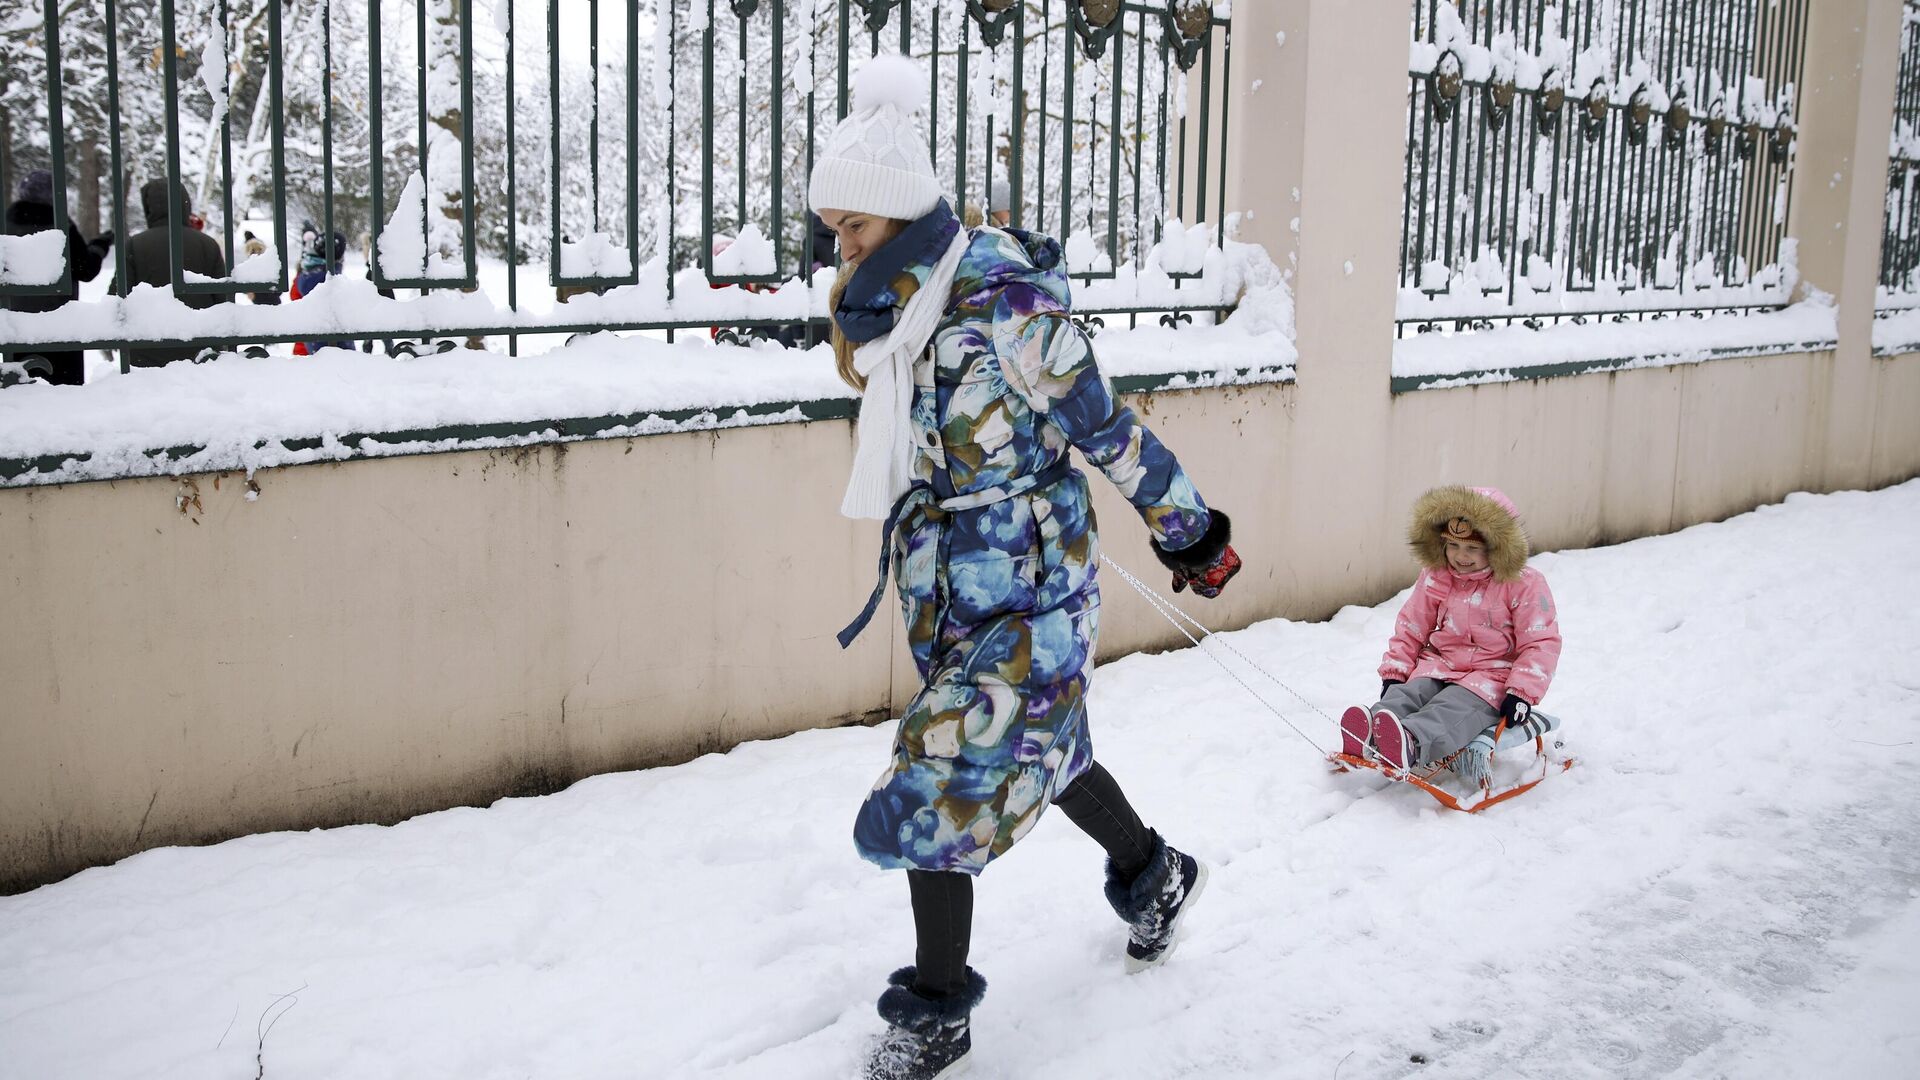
(851, 226, 1213, 875)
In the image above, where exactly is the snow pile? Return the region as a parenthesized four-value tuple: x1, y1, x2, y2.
(1151, 218, 1210, 275)
(1395, 295, 1838, 387)
(184, 252, 282, 288)
(1871, 307, 1920, 356)
(1067, 220, 1260, 312)
(376, 173, 432, 280)
(377, 172, 467, 281)
(1063, 231, 1113, 276)
(559, 231, 636, 279)
(227, 247, 282, 285)
(1, 481, 1918, 1078)
(0, 230, 69, 286)
(710, 224, 776, 278)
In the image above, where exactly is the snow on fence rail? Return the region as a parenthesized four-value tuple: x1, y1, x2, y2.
(0, 0, 1236, 362)
(0, 241, 1296, 487)
(1396, 0, 1808, 358)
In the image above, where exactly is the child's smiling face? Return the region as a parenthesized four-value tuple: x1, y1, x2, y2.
(1444, 535, 1490, 574)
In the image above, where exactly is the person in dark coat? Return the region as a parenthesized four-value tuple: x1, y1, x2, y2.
(122, 178, 231, 367)
(2, 169, 109, 385)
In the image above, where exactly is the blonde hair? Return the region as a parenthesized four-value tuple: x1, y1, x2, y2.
(827, 260, 863, 392)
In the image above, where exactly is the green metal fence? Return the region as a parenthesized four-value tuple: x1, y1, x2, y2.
(1880, 2, 1920, 307)
(0, 0, 1235, 364)
(1398, 0, 1807, 337)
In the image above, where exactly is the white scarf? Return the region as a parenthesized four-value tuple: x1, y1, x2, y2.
(840, 230, 972, 519)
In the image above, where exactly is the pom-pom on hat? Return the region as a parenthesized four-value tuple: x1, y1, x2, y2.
(15, 169, 54, 207)
(808, 53, 941, 221)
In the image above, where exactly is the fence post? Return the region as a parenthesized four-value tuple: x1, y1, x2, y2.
(1223, 0, 1410, 611)
(1792, 0, 1903, 489)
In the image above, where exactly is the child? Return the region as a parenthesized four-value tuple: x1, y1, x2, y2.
(1343, 486, 1561, 786)
(289, 228, 353, 356)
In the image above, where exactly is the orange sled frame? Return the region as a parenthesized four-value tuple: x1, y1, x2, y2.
(1329, 713, 1575, 813)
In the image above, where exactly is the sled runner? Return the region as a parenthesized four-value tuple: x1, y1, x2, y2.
(1330, 708, 1574, 813)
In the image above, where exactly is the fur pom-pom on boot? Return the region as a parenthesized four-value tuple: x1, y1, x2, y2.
(865, 965, 986, 1080)
(1102, 831, 1210, 973)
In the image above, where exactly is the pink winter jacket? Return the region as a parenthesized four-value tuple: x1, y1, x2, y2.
(1378, 563, 1562, 709)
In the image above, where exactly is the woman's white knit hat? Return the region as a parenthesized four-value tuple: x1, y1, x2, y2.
(808, 54, 941, 221)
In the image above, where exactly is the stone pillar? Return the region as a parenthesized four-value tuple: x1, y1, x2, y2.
(1790, 0, 1903, 490)
(1217, 0, 1413, 611)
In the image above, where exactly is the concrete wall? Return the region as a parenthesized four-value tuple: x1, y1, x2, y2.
(4, 0, 1918, 893)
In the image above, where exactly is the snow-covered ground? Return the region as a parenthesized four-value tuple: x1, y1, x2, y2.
(4, 482, 1919, 1079)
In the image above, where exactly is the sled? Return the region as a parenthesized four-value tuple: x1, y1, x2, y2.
(1329, 709, 1574, 813)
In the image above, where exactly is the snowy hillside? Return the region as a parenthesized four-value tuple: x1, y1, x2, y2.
(3, 481, 1917, 1079)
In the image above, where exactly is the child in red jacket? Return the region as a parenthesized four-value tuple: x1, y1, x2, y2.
(1343, 486, 1562, 785)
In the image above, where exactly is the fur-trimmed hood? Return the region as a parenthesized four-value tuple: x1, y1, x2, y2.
(1408, 485, 1529, 582)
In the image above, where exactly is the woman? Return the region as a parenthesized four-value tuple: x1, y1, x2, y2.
(811, 56, 1243, 1080)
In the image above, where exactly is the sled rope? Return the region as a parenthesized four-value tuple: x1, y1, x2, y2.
(1099, 553, 1334, 756)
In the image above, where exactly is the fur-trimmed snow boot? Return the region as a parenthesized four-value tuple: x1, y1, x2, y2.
(864, 965, 985, 1080)
(1104, 831, 1209, 973)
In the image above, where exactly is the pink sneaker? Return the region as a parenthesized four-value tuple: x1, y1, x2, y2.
(1371, 708, 1417, 772)
(1339, 706, 1371, 758)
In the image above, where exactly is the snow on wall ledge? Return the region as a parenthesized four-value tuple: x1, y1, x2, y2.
(1872, 308, 1920, 357)
(0, 249, 1297, 488)
(1392, 297, 1839, 391)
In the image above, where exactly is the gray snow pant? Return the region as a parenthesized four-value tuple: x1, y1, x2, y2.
(1374, 678, 1500, 767)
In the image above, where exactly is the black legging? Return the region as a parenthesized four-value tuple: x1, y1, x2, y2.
(907, 760, 1155, 998)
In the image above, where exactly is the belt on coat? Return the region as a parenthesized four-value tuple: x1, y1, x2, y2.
(837, 455, 1076, 649)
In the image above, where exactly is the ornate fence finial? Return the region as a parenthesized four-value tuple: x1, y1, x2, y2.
(1626, 87, 1652, 145)
(1172, 0, 1211, 39)
(1581, 81, 1609, 141)
(1070, 0, 1123, 58)
(1535, 76, 1566, 136)
(1485, 80, 1516, 130)
(1664, 93, 1690, 149)
(851, 0, 901, 33)
(1770, 121, 1795, 164)
(967, 0, 1021, 47)
(1704, 98, 1728, 156)
(1430, 51, 1463, 123)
